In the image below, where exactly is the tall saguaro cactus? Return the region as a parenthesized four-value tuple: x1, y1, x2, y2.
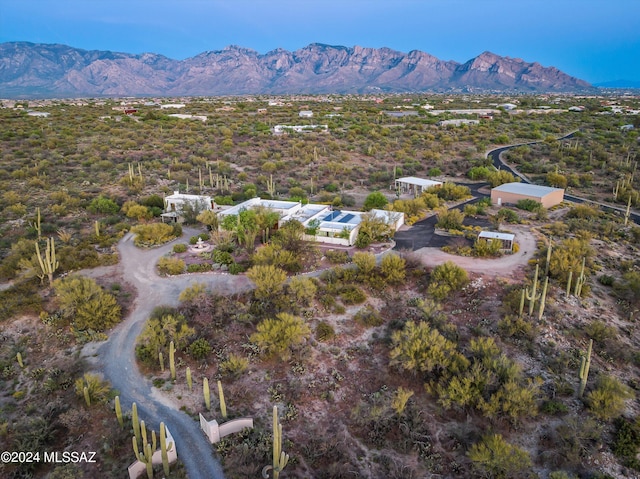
(132, 402, 141, 445)
(578, 339, 593, 398)
(574, 257, 586, 297)
(203, 377, 211, 411)
(186, 367, 192, 391)
(160, 422, 174, 477)
(217, 380, 227, 420)
(271, 405, 289, 479)
(115, 395, 124, 428)
(537, 277, 549, 321)
(169, 341, 176, 381)
(35, 237, 59, 285)
(525, 263, 541, 316)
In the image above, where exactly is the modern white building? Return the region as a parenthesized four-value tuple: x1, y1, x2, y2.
(395, 177, 443, 196)
(272, 124, 328, 135)
(161, 191, 215, 223)
(217, 198, 404, 246)
(478, 231, 515, 252)
(437, 119, 480, 127)
(299, 110, 313, 118)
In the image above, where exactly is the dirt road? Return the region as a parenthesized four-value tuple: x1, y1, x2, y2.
(410, 225, 538, 279)
(83, 229, 253, 479)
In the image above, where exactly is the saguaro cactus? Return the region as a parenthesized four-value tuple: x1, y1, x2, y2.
(203, 377, 211, 411)
(16, 352, 24, 368)
(566, 270, 573, 298)
(537, 277, 549, 321)
(525, 263, 541, 316)
(271, 405, 289, 479)
(159, 352, 165, 372)
(169, 341, 176, 381)
(160, 422, 174, 477)
(132, 437, 154, 479)
(186, 367, 192, 391)
(574, 257, 586, 297)
(30, 207, 41, 240)
(217, 380, 227, 420)
(115, 395, 124, 428)
(35, 237, 59, 285)
(578, 339, 593, 398)
(518, 289, 526, 318)
(545, 237, 553, 276)
(132, 402, 140, 445)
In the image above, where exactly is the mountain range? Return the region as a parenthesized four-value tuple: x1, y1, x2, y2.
(0, 42, 593, 98)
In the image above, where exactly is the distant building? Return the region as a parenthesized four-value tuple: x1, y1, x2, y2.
(383, 111, 419, 118)
(395, 177, 443, 196)
(272, 124, 328, 135)
(160, 104, 186, 109)
(491, 182, 564, 209)
(161, 191, 214, 223)
(168, 114, 207, 122)
(27, 111, 50, 117)
(437, 119, 480, 127)
(299, 110, 313, 118)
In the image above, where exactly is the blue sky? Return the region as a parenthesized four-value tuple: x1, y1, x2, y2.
(1, 0, 639, 84)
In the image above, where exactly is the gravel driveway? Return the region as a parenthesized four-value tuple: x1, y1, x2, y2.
(82, 228, 253, 479)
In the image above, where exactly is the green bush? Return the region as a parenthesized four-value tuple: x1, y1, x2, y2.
(213, 250, 234, 265)
(468, 434, 532, 479)
(219, 353, 249, 378)
(188, 338, 212, 360)
(427, 261, 469, 300)
(353, 306, 383, 327)
(157, 257, 185, 275)
(187, 263, 212, 273)
(173, 243, 187, 253)
(315, 321, 336, 341)
(131, 223, 180, 247)
(587, 375, 635, 420)
(228, 262, 245, 275)
(340, 285, 367, 305)
(87, 196, 119, 214)
(324, 249, 350, 264)
(250, 313, 311, 361)
(515, 198, 543, 212)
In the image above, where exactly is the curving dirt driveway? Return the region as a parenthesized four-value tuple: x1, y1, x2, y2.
(409, 225, 539, 280)
(82, 228, 253, 479)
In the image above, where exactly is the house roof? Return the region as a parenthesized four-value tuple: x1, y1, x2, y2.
(396, 177, 443, 188)
(478, 231, 515, 241)
(492, 182, 563, 198)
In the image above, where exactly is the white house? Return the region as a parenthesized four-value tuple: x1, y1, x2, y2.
(299, 110, 313, 118)
(437, 119, 480, 127)
(217, 198, 404, 246)
(478, 231, 515, 252)
(160, 104, 186, 109)
(162, 191, 214, 223)
(395, 177, 443, 196)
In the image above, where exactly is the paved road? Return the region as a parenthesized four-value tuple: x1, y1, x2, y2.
(486, 132, 640, 225)
(83, 229, 253, 479)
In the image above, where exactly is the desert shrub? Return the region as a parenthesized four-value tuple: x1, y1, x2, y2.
(315, 321, 336, 341)
(212, 249, 233, 265)
(188, 337, 212, 360)
(74, 373, 111, 406)
(430, 182, 471, 200)
(540, 399, 569, 415)
(157, 257, 185, 275)
(219, 353, 249, 378)
(187, 263, 212, 273)
(612, 416, 640, 470)
(598, 274, 614, 286)
(173, 243, 187, 253)
(435, 207, 465, 230)
(353, 305, 383, 327)
(584, 320, 617, 343)
(390, 320, 460, 375)
(497, 315, 536, 341)
(340, 285, 367, 305)
(53, 275, 121, 331)
(516, 198, 543, 212)
(250, 313, 311, 361)
(324, 249, 350, 264)
(587, 375, 635, 420)
(87, 195, 119, 214)
(228, 262, 245, 275)
(468, 434, 532, 479)
(496, 208, 520, 224)
(246, 264, 288, 301)
(473, 238, 502, 257)
(362, 191, 389, 211)
(380, 253, 406, 285)
(0, 282, 42, 322)
(131, 222, 180, 246)
(287, 276, 317, 307)
(136, 312, 194, 367)
(427, 261, 469, 300)
(487, 170, 519, 187)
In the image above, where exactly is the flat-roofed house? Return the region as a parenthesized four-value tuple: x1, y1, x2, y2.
(395, 177, 443, 197)
(162, 191, 214, 223)
(478, 231, 515, 252)
(491, 182, 564, 209)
